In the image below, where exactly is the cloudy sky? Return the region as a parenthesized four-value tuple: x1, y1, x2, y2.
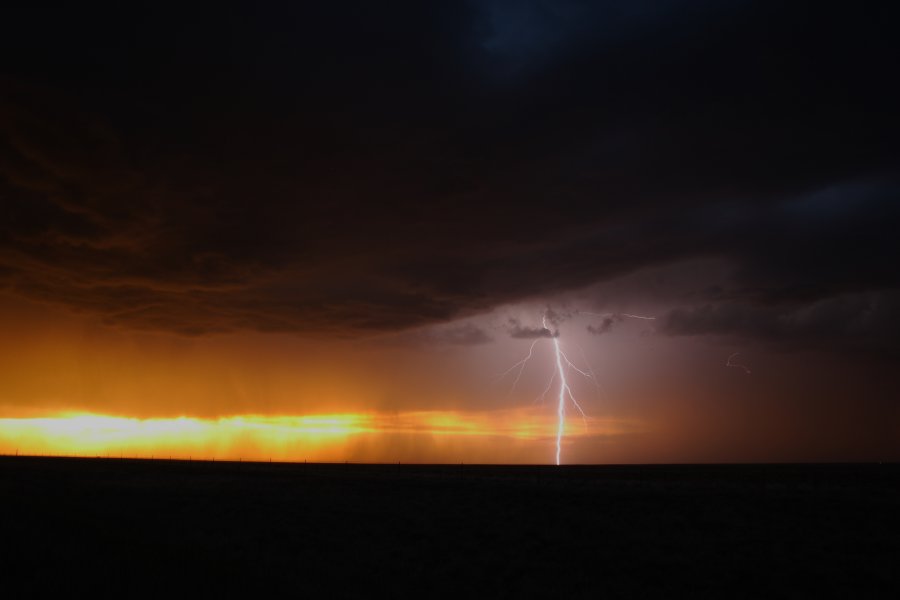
(1, 1, 898, 463)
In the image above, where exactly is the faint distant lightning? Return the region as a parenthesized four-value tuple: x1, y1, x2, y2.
(621, 313, 656, 321)
(582, 310, 656, 321)
(726, 352, 751, 374)
(495, 339, 540, 396)
(577, 343, 604, 397)
(535, 369, 555, 406)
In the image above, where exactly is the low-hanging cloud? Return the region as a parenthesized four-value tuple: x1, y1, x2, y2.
(587, 316, 617, 336)
(507, 318, 557, 339)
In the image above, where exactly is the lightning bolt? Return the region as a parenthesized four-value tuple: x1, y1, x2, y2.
(551, 323, 568, 466)
(582, 310, 656, 321)
(535, 368, 555, 406)
(726, 352, 751, 374)
(496, 312, 596, 465)
(577, 343, 604, 399)
(494, 339, 540, 396)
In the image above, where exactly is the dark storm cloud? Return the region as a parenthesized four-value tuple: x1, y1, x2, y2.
(587, 317, 617, 336)
(429, 323, 494, 346)
(507, 319, 556, 339)
(1, 1, 898, 352)
(662, 291, 900, 355)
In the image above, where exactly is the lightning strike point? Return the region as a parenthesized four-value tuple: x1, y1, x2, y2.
(726, 352, 751, 374)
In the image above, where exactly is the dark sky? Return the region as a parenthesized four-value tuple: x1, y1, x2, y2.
(1, 2, 898, 462)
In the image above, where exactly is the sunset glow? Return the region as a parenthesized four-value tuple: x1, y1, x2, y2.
(0, 410, 641, 463)
(2, 0, 897, 468)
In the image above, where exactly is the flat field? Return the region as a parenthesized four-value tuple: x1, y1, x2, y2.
(1, 457, 898, 597)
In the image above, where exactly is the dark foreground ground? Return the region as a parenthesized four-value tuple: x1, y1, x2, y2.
(1, 457, 898, 597)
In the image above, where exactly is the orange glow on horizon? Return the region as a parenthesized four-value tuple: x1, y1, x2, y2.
(0, 409, 644, 464)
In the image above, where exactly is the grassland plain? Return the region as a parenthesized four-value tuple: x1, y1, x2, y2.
(1, 457, 898, 597)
